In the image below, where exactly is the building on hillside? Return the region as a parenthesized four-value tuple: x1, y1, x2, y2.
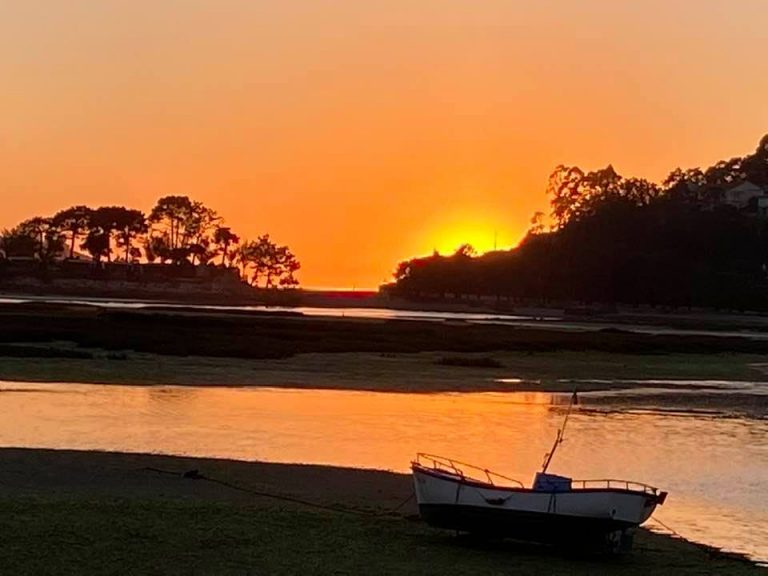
(723, 180, 766, 209)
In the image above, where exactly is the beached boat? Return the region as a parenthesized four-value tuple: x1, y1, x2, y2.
(411, 394, 667, 551)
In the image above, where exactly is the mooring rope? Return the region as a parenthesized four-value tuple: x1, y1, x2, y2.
(650, 514, 685, 539)
(138, 466, 415, 518)
(648, 515, 753, 563)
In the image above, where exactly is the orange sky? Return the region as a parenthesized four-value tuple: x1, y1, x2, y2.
(1, 1, 767, 288)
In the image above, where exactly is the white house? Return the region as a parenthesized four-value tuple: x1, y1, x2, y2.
(723, 180, 765, 209)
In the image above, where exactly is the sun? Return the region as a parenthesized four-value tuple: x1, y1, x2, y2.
(408, 207, 525, 260)
(422, 209, 509, 255)
(432, 226, 499, 255)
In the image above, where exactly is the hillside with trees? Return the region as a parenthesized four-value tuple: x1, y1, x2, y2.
(0, 196, 300, 291)
(391, 134, 768, 311)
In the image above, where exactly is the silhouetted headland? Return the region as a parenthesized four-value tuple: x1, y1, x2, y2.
(390, 134, 768, 312)
(0, 195, 301, 302)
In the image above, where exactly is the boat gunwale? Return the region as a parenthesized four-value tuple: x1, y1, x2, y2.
(412, 463, 664, 500)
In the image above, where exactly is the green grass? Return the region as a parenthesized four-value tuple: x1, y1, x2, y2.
(2, 497, 763, 576)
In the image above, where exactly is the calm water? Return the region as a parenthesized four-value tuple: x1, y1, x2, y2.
(0, 381, 765, 562)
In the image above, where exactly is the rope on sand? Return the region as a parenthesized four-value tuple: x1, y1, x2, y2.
(138, 466, 415, 518)
(650, 515, 754, 563)
(650, 515, 685, 539)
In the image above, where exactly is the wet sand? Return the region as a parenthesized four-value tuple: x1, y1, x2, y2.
(0, 448, 763, 575)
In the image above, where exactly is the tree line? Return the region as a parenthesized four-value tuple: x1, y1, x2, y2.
(392, 134, 768, 310)
(0, 196, 300, 288)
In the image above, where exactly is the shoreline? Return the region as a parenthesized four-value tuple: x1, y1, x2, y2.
(0, 447, 763, 574)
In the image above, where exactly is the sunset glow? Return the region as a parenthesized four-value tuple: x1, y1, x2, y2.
(423, 214, 512, 257)
(1, 1, 767, 287)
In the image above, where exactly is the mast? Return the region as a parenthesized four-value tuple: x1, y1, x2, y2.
(541, 390, 578, 474)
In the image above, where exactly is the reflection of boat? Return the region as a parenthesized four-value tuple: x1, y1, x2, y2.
(411, 393, 667, 551)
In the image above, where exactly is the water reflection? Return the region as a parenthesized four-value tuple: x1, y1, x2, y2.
(0, 381, 765, 562)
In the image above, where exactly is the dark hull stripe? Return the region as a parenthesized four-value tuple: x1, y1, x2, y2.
(419, 503, 636, 541)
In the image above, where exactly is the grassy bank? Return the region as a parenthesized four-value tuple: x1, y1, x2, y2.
(0, 448, 763, 575)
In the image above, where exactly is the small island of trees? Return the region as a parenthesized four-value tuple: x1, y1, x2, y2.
(0, 195, 300, 291)
(391, 134, 768, 311)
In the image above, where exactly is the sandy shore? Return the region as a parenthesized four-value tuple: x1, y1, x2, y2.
(0, 448, 763, 575)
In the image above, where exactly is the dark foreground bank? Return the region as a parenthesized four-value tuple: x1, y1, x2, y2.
(0, 448, 763, 575)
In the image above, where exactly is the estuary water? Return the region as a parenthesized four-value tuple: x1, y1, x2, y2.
(0, 380, 765, 563)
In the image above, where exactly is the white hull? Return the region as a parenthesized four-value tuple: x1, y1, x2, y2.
(414, 467, 659, 527)
(412, 460, 666, 548)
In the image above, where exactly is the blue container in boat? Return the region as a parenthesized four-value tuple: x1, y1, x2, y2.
(533, 472, 572, 492)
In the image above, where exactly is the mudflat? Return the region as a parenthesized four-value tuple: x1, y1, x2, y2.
(1, 301, 768, 394)
(4, 301, 768, 359)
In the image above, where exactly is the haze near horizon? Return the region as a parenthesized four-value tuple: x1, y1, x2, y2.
(1, 1, 767, 288)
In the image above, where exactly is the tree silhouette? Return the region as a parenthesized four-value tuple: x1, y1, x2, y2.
(52, 206, 93, 259)
(112, 208, 148, 262)
(148, 196, 220, 264)
(144, 234, 171, 263)
(454, 244, 476, 258)
(86, 206, 145, 262)
(528, 211, 547, 235)
(186, 202, 220, 264)
(81, 229, 111, 263)
(392, 133, 768, 311)
(0, 225, 39, 258)
(3, 217, 65, 263)
(213, 226, 240, 266)
(236, 235, 300, 288)
(3, 194, 298, 287)
(149, 196, 194, 251)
